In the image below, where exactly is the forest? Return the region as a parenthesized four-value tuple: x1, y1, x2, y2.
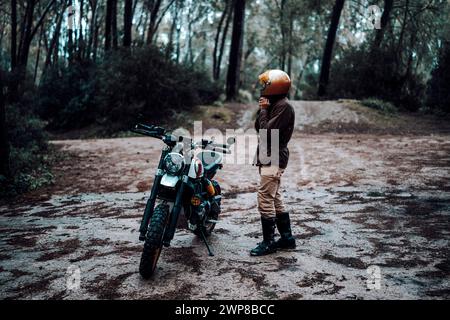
(0, 0, 449, 197)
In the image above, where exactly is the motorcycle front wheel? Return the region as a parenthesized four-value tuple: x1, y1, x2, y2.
(139, 203, 169, 279)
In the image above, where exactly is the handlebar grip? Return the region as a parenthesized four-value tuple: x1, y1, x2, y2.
(131, 127, 163, 138)
(210, 143, 229, 149)
(209, 147, 231, 154)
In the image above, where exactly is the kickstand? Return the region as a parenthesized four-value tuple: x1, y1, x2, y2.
(199, 229, 214, 257)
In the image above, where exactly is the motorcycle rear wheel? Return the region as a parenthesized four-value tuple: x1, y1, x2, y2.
(139, 203, 169, 279)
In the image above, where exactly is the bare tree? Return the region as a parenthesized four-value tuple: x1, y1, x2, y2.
(146, 0, 176, 45)
(123, 0, 133, 47)
(226, 0, 246, 101)
(213, 0, 230, 80)
(146, 0, 162, 44)
(317, 0, 345, 97)
(112, 0, 118, 49)
(44, 4, 65, 70)
(105, 0, 114, 51)
(10, 0, 17, 70)
(86, 0, 98, 58)
(216, 1, 233, 80)
(68, 0, 74, 62)
(373, 0, 394, 49)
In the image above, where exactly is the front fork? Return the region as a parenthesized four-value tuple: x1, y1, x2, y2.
(139, 147, 169, 241)
(162, 175, 188, 246)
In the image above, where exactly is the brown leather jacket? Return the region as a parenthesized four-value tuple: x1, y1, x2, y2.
(254, 97, 295, 169)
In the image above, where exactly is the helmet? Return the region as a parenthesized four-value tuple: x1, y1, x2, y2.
(258, 70, 291, 96)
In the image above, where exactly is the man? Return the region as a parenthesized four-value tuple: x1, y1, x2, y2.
(251, 69, 296, 256)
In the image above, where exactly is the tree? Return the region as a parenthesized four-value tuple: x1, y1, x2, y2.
(0, 68, 9, 178)
(212, 0, 231, 80)
(216, 0, 233, 80)
(68, 0, 74, 62)
(10, 0, 17, 71)
(226, 0, 246, 101)
(105, 0, 114, 51)
(44, 6, 64, 70)
(372, 0, 394, 49)
(427, 41, 450, 112)
(317, 0, 345, 97)
(112, 0, 118, 49)
(123, 0, 133, 47)
(146, 0, 176, 45)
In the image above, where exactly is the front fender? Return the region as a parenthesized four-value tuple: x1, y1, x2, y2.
(160, 174, 180, 188)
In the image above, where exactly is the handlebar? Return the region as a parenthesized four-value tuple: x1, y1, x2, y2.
(132, 123, 235, 153)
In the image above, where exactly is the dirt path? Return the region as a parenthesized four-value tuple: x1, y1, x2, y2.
(1, 102, 450, 300)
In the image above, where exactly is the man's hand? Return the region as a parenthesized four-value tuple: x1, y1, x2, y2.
(259, 97, 270, 109)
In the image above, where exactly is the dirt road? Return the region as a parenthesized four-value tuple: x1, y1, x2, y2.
(1, 101, 449, 299)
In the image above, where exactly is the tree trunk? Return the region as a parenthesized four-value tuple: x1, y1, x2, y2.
(0, 69, 9, 178)
(93, 22, 99, 61)
(11, 0, 17, 70)
(226, 0, 246, 101)
(213, 0, 229, 79)
(68, 0, 74, 63)
(105, 0, 114, 51)
(123, 0, 133, 47)
(112, 0, 118, 49)
(216, 0, 233, 80)
(279, 0, 287, 70)
(373, 0, 394, 49)
(78, 0, 85, 59)
(147, 0, 162, 45)
(44, 7, 64, 69)
(86, 0, 97, 58)
(287, 11, 293, 76)
(317, 0, 345, 97)
(33, 24, 44, 83)
(165, 0, 178, 59)
(18, 0, 36, 69)
(392, 0, 410, 77)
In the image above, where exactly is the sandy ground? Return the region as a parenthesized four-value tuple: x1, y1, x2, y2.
(1, 101, 449, 300)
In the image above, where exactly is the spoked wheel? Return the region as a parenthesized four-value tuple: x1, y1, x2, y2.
(139, 203, 170, 279)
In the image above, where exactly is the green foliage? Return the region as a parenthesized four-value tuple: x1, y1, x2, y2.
(38, 60, 97, 129)
(327, 47, 426, 111)
(361, 98, 397, 114)
(0, 97, 52, 198)
(96, 47, 220, 131)
(426, 43, 450, 113)
(38, 47, 220, 133)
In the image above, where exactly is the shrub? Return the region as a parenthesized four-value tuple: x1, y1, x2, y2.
(361, 98, 397, 114)
(327, 47, 426, 111)
(37, 47, 220, 133)
(0, 98, 52, 198)
(426, 43, 450, 113)
(95, 47, 221, 132)
(38, 60, 97, 130)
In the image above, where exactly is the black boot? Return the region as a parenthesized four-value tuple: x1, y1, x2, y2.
(250, 217, 277, 256)
(275, 212, 296, 249)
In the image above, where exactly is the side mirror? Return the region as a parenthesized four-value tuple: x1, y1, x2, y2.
(227, 137, 236, 145)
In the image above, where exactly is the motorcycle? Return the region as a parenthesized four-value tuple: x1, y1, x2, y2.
(131, 123, 235, 278)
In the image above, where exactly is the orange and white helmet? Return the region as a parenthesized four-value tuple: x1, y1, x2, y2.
(258, 69, 291, 96)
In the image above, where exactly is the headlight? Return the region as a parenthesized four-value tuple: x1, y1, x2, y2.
(163, 153, 185, 175)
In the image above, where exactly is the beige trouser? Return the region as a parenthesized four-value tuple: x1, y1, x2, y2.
(257, 166, 285, 219)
